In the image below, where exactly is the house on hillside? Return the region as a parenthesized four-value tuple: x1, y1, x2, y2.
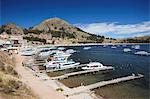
(10, 35, 23, 47)
(0, 32, 9, 40)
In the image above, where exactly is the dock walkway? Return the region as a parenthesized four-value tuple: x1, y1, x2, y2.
(64, 74, 143, 96)
(51, 66, 114, 80)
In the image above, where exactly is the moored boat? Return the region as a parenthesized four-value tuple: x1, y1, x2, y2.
(66, 49, 77, 54)
(111, 46, 117, 49)
(134, 51, 150, 56)
(83, 47, 91, 50)
(131, 45, 140, 49)
(82, 62, 114, 70)
(19, 48, 36, 56)
(44, 60, 80, 70)
(123, 48, 132, 52)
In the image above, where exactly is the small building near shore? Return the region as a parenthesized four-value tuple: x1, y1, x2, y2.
(10, 35, 23, 47)
(0, 39, 12, 48)
(0, 32, 9, 40)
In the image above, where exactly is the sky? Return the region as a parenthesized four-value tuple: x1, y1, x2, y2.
(1, 0, 150, 38)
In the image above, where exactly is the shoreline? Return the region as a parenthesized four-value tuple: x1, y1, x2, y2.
(14, 54, 66, 99)
(32, 43, 150, 47)
(14, 54, 102, 99)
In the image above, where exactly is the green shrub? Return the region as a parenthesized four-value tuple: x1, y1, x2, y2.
(23, 37, 46, 43)
(56, 88, 64, 92)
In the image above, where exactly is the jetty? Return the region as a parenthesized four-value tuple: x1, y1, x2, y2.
(51, 66, 114, 80)
(64, 74, 144, 96)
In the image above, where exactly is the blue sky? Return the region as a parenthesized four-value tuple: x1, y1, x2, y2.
(1, 0, 150, 38)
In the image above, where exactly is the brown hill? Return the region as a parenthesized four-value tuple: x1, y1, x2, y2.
(0, 23, 24, 35)
(33, 17, 91, 41)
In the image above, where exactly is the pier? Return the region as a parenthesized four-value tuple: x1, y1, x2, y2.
(51, 66, 114, 80)
(64, 74, 144, 96)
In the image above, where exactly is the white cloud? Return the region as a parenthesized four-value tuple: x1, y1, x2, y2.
(75, 21, 150, 38)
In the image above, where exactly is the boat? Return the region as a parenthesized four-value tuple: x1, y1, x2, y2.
(44, 60, 80, 69)
(82, 62, 113, 70)
(134, 51, 150, 56)
(54, 51, 71, 57)
(103, 45, 107, 47)
(19, 48, 36, 56)
(111, 46, 117, 49)
(131, 45, 140, 49)
(39, 50, 54, 57)
(58, 60, 80, 69)
(66, 49, 76, 54)
(57, 47, 65, 50)
(83, 47, 91, 50)
(123, 48, 132, 52)
(134, 45, 140, 49)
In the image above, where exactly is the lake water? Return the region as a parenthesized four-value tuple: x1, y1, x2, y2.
(53, 44, 150, 99)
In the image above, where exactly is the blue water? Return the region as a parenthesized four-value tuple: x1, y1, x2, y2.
(60, 44, 150, 99)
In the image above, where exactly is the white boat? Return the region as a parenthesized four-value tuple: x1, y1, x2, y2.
(66, 49, 76, 54)
(111, 46, 117, 49)
(131, 45, 140, 49)
(134, 45, 140, 49)
(123, 48, 131, 52)
(83, 47, 91, 50)
(82, 62, 113, 70)
(39, 50, 53, 57)
(103, 45, 107, 47)
(134, 51, 150, 56)
(44, 60, 80, 69)
(59, 61, 80, 69)
(57, 47, 65, 50)
(54, 51, 71, 57)
(19, 48, 36, 56)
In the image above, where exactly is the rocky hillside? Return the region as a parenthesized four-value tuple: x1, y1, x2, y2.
(33, 17, 90, 40)
(0, 23, 24, 35)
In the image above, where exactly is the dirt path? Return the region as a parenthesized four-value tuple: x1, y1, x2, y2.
(15, 54, 65, 99)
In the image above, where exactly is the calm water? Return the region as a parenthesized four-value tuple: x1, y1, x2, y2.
(57, 44, 149, 99)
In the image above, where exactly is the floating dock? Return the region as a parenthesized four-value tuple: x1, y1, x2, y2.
(64, 74, 144, 96)
(51, 66, 114, 80)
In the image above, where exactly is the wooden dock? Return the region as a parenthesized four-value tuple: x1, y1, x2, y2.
(46, 64, 88, 72)
(51, 66, 114, 80)
(64, 74, 144, 96)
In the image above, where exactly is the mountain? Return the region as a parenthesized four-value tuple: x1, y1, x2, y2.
(33, 17, 104, 43)
(0, 23, 24, 35)
(0, 18, 105, 44)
